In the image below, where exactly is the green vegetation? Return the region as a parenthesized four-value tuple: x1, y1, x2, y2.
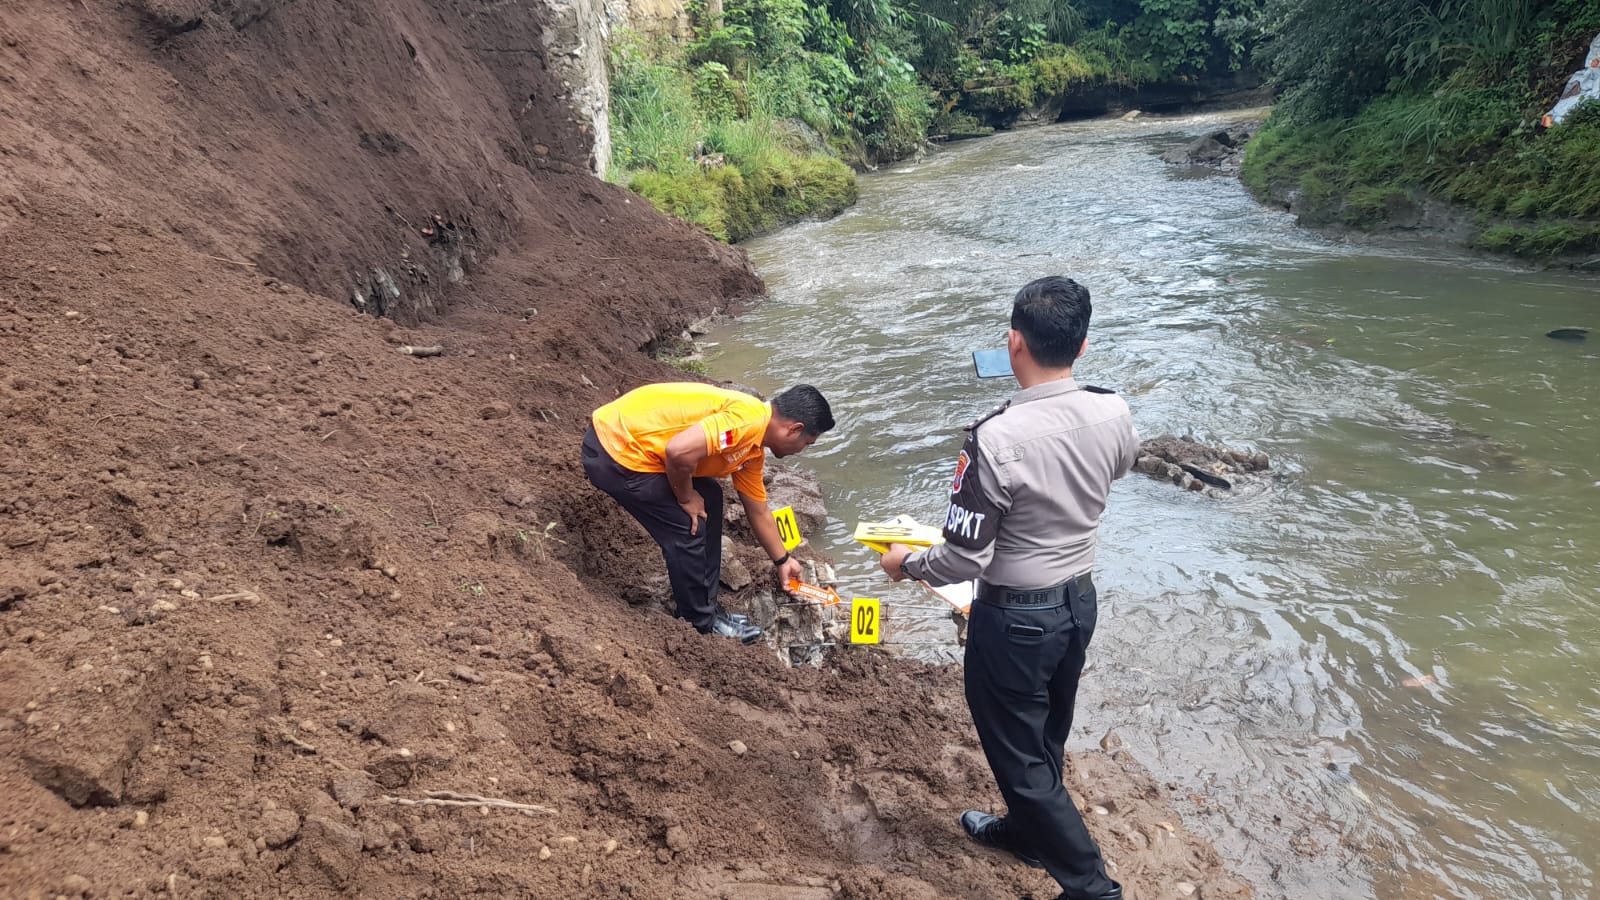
(608, 0, 1600, 256)
(610, 0, 1273, 240)
(1244, 0, 1600, 258)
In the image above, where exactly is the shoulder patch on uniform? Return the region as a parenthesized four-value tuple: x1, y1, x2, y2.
(942, 430, 1000, 550)
(1083, 385, 1116, 394)
(964, 400, 1010, 432)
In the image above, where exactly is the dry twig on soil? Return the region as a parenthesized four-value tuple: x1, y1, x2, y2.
(397, 344, 445, 357)
(380, 791, 555, 817)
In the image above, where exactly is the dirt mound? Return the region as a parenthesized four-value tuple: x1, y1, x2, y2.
(0, 2, 1249, 897)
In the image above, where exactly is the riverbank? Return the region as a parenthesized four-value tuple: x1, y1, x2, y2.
(0, 3, 1252, 897)
(1239, 11, 1600, 265)
(1241, 105, 1600, 265)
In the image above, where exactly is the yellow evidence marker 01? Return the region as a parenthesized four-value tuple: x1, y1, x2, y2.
(850, 598, 881, 644)
(772, 505, 803, 551)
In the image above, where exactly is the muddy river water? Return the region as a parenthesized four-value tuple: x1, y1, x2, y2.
(704, 111, 1598, 898)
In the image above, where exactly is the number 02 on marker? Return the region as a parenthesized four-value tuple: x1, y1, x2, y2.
(850, 598, 880, 644)
(772, 505, 802, 551)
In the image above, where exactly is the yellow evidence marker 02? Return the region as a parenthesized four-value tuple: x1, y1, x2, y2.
(772, 505, 803, 551)
(850, 598, 881, 644)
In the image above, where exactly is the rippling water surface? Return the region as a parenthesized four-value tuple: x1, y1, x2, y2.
(703, 111, 1600, 899)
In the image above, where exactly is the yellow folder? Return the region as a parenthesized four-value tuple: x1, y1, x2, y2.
(852, 518, 946, 554)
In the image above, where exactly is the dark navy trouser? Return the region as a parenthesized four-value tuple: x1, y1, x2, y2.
(964, 575, 1119, 899)
(581, 426, 723, 631)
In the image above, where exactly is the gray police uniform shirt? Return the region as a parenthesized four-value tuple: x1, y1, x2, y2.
(902, 377, 1139, 590)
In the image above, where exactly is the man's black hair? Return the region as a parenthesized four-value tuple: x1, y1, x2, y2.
(1011, 275, 1091, 368)
(772, 385, 835, 436)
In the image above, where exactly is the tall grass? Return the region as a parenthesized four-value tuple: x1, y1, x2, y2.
(608, 35, 700, 177)
(606, 29, 860, 241)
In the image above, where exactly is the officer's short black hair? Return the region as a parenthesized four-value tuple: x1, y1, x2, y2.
(1011, 276, 1091, 368)
(772, 385, 835, 436)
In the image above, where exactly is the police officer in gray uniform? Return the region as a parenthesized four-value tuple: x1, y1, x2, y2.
(881, 276, 1138, 900)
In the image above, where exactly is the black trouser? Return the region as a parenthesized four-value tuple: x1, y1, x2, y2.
(582, 426, 724, 632)
(964, 576, 1118, 899)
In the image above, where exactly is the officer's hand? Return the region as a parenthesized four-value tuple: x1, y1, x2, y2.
(678, 492, 707, 534)
(777, 556, 803, 588)
(880, 543, 913, 581)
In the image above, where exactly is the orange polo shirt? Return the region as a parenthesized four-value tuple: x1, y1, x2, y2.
(591, 383, 770, 502)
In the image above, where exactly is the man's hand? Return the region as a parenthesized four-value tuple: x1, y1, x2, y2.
(880, 543, 914, 581)
(678, 491, 707, 534)
(777, 555, 803, 589)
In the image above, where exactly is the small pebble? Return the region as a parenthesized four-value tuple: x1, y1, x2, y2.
(538, 845, 551, 860)
(132, 811, 149, 828)
(728, 740, 747, 755)
(601, 839, 618, 855)
(1176, 882, 1196, 896)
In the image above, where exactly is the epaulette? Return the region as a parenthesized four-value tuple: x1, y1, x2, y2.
(1083, 385, 1116, 394)
(964, 400, 1010, 432)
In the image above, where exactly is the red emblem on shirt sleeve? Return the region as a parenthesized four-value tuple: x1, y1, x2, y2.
(951, 449, 971, 493)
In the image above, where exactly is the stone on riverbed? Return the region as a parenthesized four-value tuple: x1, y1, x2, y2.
(1136, 435, 1269, 496)
(1161, 122, 1259, 170)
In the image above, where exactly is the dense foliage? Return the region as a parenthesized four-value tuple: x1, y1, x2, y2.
(1244, 0, 1600, 257)
(609, 0, 1270, 239)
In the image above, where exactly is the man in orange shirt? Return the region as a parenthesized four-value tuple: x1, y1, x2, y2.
(582, 383, 835, 643)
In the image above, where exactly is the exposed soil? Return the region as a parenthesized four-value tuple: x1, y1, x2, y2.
(0, 2, 1249, 897)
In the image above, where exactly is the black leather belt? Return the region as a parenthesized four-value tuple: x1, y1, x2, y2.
(976, 573, 1092, 609)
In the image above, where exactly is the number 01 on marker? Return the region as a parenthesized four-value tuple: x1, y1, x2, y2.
(850, 598, 880, 644)
(772, 505, 803, 551)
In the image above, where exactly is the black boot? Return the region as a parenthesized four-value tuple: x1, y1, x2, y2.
(958, 810, 1042, 869)
(709, 611, 762, 644)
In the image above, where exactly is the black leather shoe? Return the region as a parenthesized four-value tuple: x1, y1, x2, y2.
(958, 810, 1042, 869)
(1055, 886, 1122, 900)
(710, 611, 762, 644)
(720, 610, 751, 625)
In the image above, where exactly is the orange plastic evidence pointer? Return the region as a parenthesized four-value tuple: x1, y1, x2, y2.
(785, 579, 843, 606)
